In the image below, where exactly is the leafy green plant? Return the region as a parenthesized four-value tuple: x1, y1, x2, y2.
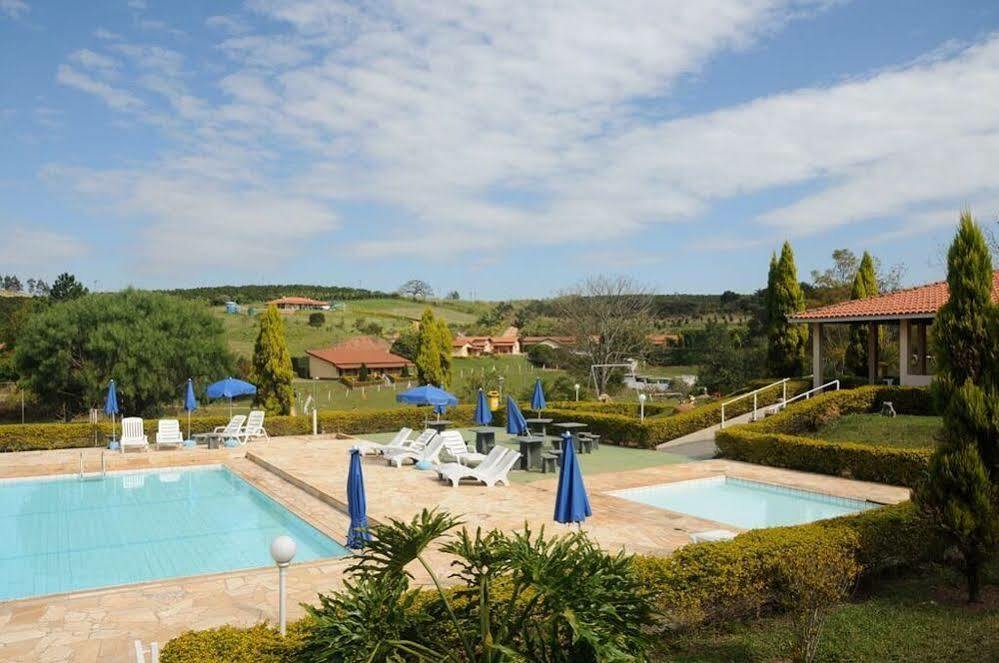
(251, 305, 295, 415)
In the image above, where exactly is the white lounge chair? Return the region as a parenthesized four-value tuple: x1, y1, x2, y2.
(380, 428, 436, 457)
(155, 419, 184, 449)
(237, 410, 269, 443)
(202, 415, 245, 446)
(436, 447, 521, 487)
(120, 417, 149, 453)
(385, 434, 445, 467)
(353, 427, 415, 456)
(438, 430, 487, 466)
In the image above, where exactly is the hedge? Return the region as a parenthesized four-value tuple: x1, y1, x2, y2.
(632, 501, 932, 627)
(715, 386, 936, 487)
(548, 400, 675, 417)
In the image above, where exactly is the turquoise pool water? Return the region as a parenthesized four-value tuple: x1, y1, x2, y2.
(610, 476, 875, 529)
(0, 466, 348, 602)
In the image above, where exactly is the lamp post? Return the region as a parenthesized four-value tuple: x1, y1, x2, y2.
(270, 536, 297, 636)
(638, 393, 647, 421)
(574, 383, 580, 402)
(498, 375, 505, 399)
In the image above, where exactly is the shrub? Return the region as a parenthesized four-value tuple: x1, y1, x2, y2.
(160, 622, 308, 663)
(307, 312, 325, 328)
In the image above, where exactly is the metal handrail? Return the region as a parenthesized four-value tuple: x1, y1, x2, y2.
(720, 377, 790, 428)
(775, 379, 840, 410)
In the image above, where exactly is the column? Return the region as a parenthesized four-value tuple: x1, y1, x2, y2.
(811, 322, 823, 389)
(917, 322, 927, 375)
(867, 321, 878, 384)
(899, 319, 909, 386)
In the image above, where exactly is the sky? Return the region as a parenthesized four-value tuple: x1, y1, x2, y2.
(2, 1, 999, 299)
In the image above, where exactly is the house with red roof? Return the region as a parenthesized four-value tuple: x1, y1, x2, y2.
(452, 335, 521, 357)
(268, 296, 330, 311)
(790, 271, 999, 388)
(306, 336, 413, 379)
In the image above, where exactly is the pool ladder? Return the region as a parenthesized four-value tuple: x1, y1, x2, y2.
(78, 451, 107, 481)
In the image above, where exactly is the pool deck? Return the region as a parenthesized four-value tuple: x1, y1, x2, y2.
(0, 435, 910, 662)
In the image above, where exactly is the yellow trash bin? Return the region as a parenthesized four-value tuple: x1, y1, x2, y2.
(487, 390, 500, 411)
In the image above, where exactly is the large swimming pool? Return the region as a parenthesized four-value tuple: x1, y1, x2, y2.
(609, 476, 876, 529)
(0, 465, 348, 602)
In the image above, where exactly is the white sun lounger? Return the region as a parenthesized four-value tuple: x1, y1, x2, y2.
(438, 430, 487, 466)
(385, 434, 445, 467)
(379, 428, 436, 457)
(155, 419, 184, 449)
(237, 410, 269, 443)
(353, 427, 415, 456)
(436, 447, 521, 487)
(120, 417, 149, 453)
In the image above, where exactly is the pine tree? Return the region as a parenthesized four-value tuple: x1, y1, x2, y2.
(415, 308, 445, 386)
(251, 305, 295, 415)
(766, 242, 808, 376)
(435, 316, 453, 388)
(915, 212, 999, 602)
(845, 252, 879, 377)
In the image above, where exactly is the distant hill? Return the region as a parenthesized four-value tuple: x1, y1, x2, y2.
(159, 284, 397, 305)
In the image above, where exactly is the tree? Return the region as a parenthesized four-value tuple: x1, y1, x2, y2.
(915, 212, 999, 602)
(766, 242, 808, 377)
(697, 322, 766, 394)
(2, 275, 22, 292)
(250, 305, 295, 415)
(49, 273, 88, 301)
(435, 315, 453, 388)
(390, 327, 420, 361)
(308, 312, 325, 328)
(845, 252, 879, 377)
(414, 308, 446, 386)
(446, 290, 460, 300)
(358, 363, 370, 382)
(398, 279, 434, 300)
(552, 275, 653, 394)
(13, 290, 231, 416)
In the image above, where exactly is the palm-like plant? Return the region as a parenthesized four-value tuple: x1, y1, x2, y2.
(300, 509, 654, 662)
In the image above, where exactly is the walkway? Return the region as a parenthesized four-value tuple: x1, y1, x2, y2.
(654, 410, 758, 459)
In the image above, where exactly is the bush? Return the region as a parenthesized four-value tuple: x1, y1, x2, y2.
(631, 502, 930, 629)
(307, 312, 325, 328)
(160, 622, 308, 663)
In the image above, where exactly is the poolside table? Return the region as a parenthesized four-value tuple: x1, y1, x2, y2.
(516, 435, 545, 471)
(471, 428, 496, 454)
(426, 420, 452, 433)
(525, 417, 553, 440)
(553, 422, 588, 452)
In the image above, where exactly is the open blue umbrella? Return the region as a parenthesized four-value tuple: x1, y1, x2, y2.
(397, 384, 458, 421)
(474, 388, 492, 426)
(554, 431, 591, 526)
(506, 396, 528, 436)
(104, 379, 119, 445)
(184, 378, 198, 442)
(531, 377, 546, 415)
(206, 377, 257, 417)
(346, 448, 371, 549)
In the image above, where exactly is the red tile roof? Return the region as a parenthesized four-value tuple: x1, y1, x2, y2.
(790, 271, 999, 322)
(268, 296, 329, 306)
(453, 336, 518, 347)
(307, 336, 412, 369)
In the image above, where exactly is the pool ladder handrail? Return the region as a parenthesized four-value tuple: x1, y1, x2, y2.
(78, 451, 107, 480)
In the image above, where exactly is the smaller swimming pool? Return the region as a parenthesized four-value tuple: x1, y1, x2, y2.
(609, 476, 876, 529)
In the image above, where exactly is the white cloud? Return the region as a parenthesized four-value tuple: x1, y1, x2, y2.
(94, 27, 122, 40)
(56, 65, 144, 111)
(127, 0, 147, 10)
(69, 49, 118, 76)
(0, 0, 28, 19)
(206, 14, 250, 35)
(0, 228, 87, 265)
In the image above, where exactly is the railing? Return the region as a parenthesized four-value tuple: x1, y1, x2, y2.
(720, 378, 790, 428)
(774, 379, 840, 411)
(78, 451, 107, 480)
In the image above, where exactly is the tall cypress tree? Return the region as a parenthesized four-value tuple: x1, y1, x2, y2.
(251, 305, 295, 415)
(845, 251, 879, 377)
(415, 308, 445, 387)
(915, 212, 999, 602)
(766, 242, 808, 376)
(435, 316, 454, 388)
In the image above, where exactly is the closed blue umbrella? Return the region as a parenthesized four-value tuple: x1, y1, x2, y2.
(206, 377, 257, 417)
(104, 379, 119, 445)
(346, 448, 371, 549)
(506, 396, 528, 436)
(554, 431, 592, 525)
(184, 378, 198, 441)
(474, 388, 492, 426)
(531, 377, 546, 415)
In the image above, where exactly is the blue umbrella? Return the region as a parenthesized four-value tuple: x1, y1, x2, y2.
(506, 396, 528, 436)
(554, 431, 592, 525)
(531, 377, 546, 414)
(104, 379, 119, 445)
(474, 388, 492, 426)
(396, 385, 458, 406)
(346, 448, 371, 549)
(206, 377, 257, 417)
(184, 378, 198, 441)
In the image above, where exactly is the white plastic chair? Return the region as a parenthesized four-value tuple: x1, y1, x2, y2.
(120, 417, 149, 453)
(238, 410, 269, 443)
(385, 435, 445, 467)
(437, 447, 521, 487)
(155, 419, 184, 449)
(438, 430, 487, 466)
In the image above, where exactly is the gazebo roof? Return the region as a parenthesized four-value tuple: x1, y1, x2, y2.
(790, 270, 999, 323)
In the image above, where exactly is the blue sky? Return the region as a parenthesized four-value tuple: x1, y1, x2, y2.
(2, 0, 999, 299)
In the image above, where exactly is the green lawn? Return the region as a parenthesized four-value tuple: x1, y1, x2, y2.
(656, 566, 999, 662)
(813, 413, 942, 449)
(636, 364, 699, 378)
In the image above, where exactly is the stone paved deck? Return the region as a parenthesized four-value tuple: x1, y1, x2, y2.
(0, 434, 910, 661)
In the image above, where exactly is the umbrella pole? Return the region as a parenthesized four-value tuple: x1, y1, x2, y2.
(229, 398, 233, 418)
(187, 409, 191, 440)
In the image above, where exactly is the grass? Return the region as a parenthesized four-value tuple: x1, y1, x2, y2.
(358, 427, 689, 483)
(635, 364, 699, 378)
(656, 566, 999, 662)
(813, 413, 942, 449)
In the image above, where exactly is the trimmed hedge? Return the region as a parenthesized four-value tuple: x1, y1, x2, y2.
(716, 386, 936, 487)
(632, 501, 932, 627)
(160, 622, 309, 663)
(549, 400, 675, 417)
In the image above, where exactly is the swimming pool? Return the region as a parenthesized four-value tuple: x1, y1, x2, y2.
(0, 465, 348, 602)
(609, 476, 876, 529)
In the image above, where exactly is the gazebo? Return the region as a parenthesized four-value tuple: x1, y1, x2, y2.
(789, 271, 999, 389)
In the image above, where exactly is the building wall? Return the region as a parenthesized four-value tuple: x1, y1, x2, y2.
(308, 356, 341, 379)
